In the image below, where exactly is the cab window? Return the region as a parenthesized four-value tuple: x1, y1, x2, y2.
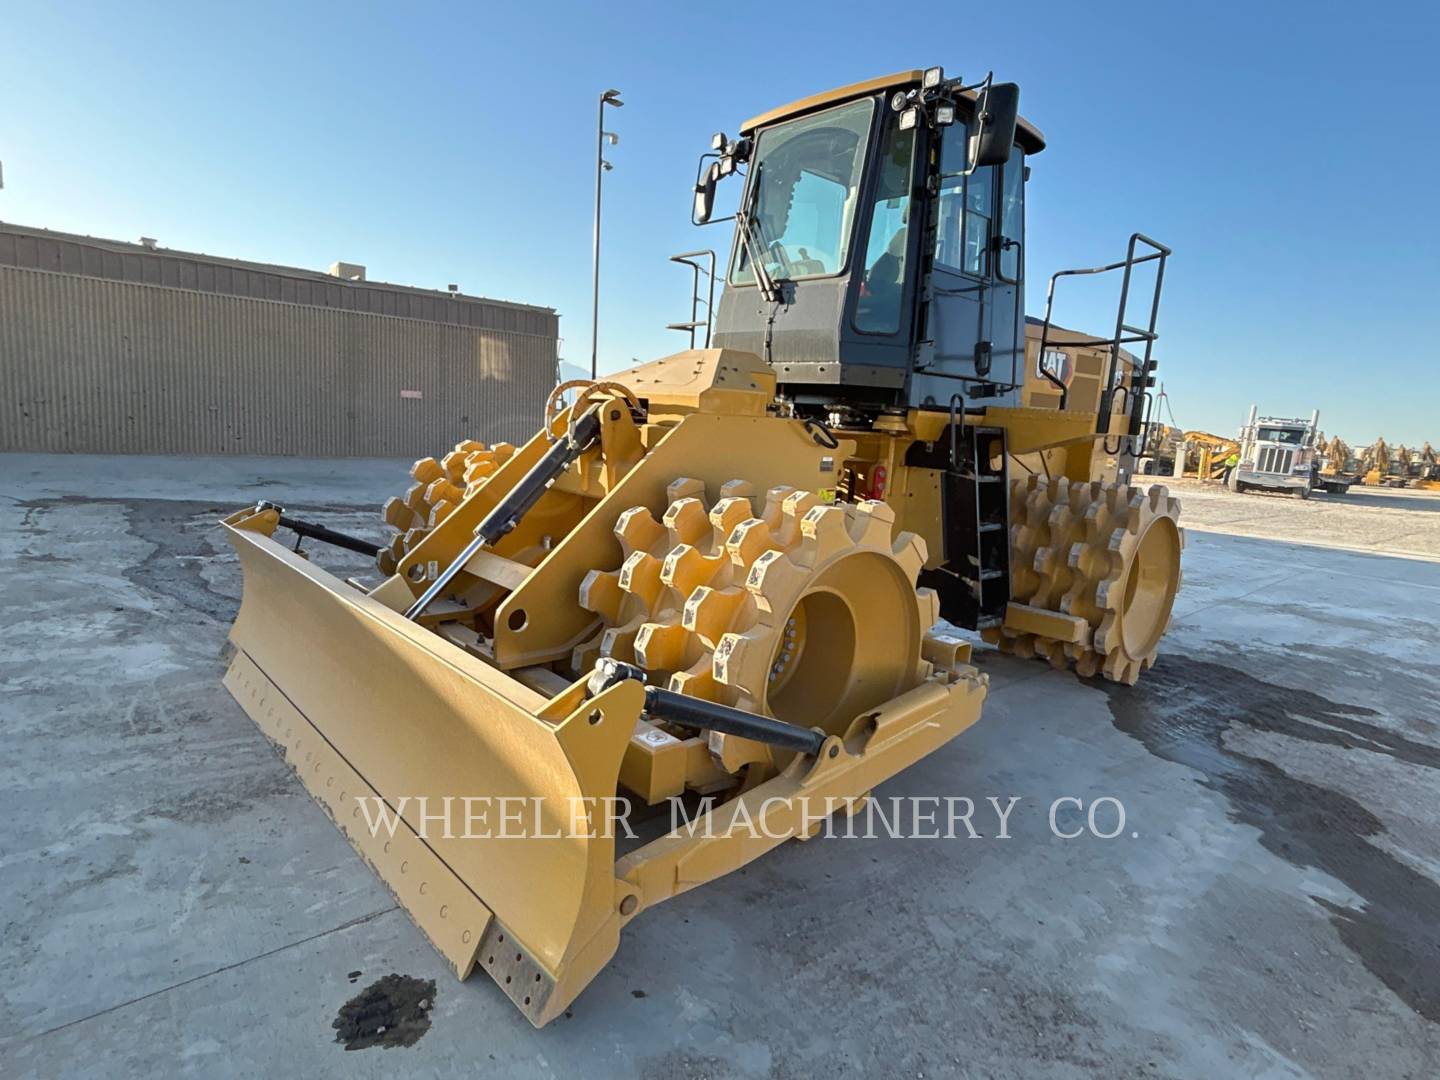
(730, 100, 873, 285)
(853, 119, 917, 334)
(934, 121, 996, 277)
(998, 148, 1024, 282)
(1257, 427, 1306, 445)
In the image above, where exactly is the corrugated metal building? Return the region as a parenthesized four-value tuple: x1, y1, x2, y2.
(0, 223, 558, 456)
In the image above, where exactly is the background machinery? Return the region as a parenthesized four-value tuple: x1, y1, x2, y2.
(1360, 437, 1387, 485)
(1227, 405, 1322, 497)
(219, 67, 1184, 1025)
(1188, 430, 1242, 482)
(1360, 436, 1409, 487)
(1316, 434, 1357, 493)
(1416, 443, 1440, 489)
(1395, 443, 1440, 488)
(1137, 425, 1239, 482)
(1395, 445, 1416, 485)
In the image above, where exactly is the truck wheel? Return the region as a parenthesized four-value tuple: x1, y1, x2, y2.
(1297, 485, 1311, 500)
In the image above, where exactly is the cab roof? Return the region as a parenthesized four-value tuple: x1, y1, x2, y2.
(740, 69, 1046, 154)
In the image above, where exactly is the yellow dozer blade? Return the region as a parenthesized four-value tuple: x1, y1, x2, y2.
(224, 520, 648, 1024)
(219, 349, 989, 1026)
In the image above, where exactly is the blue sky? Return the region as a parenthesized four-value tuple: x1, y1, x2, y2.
(3, 0, 1436, 445)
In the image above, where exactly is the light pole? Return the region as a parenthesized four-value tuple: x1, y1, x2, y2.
(591, 88, 623, 380)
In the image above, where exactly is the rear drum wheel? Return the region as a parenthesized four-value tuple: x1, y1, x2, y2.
(984, 477, 1184, 685)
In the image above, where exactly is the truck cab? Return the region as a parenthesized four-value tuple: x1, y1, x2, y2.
(1231, 405, 1321, 497)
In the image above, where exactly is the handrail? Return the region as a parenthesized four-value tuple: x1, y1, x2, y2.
(666, 250, 717, 349)
(1036, 232, 1170, 458)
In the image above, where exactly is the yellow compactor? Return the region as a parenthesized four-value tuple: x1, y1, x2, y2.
(221, 67, 1183, 1025)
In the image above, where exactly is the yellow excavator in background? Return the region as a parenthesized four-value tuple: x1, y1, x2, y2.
(1361, 437, 1409, 487)
(1416, 443, 1440, 489)
(1310, 433, 1357, 494)
(1319, 435, 1353, 479)
(1133, 425, 1236, 481)
(218, 67, 1183, 1025)
(1185, 431, 1241, 481)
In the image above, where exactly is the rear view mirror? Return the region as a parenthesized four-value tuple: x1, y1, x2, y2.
(970, 82, 1019, 169)
(693, 161, 720, 224)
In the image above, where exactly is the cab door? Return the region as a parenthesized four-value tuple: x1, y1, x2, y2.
(842, 110, 922, 379)
(911, 122, 1025, 408)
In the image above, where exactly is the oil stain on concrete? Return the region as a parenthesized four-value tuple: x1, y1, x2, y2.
(332, 974, 437, 1051)
(1104, 656, 1440, 1023)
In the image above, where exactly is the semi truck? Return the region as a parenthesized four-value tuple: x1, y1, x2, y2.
(1227, 405, 1326, 497)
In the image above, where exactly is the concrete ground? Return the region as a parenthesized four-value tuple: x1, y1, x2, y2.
(2, 454, 1438, 1078)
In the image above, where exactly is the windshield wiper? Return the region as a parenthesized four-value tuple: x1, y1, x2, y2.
(736, 164, 781, 304)
(750, 198, 796, 281)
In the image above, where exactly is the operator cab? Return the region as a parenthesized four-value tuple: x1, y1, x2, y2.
(694, 68, 1046, 415)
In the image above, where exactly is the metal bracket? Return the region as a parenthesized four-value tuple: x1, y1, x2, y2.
(254, 501, 382, 558)
(405, 407, 603, 621)
(589, 659, 826, 757)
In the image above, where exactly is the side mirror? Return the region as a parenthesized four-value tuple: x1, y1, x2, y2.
(970, 82, 1019, 169)
(693, 161, 720, 224)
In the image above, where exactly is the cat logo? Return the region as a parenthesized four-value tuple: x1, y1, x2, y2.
(1038, 348, 1074, 387)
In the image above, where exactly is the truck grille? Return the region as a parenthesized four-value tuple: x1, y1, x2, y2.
(1257, 447, 1295, 474)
